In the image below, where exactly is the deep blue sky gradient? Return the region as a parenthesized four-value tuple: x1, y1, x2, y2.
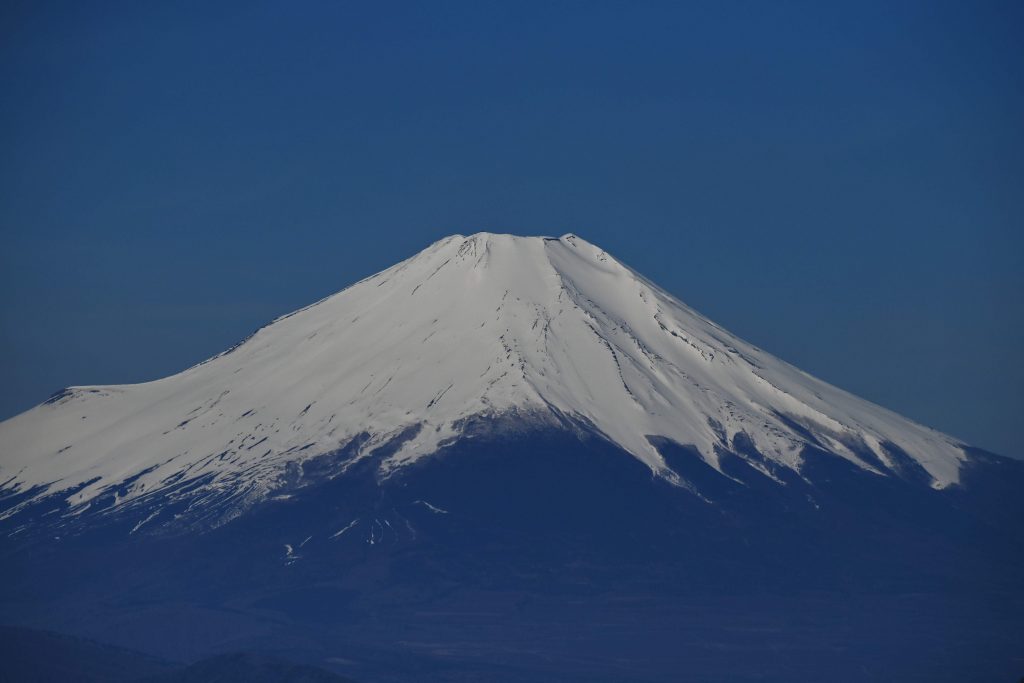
(1, 1, 1022, 456)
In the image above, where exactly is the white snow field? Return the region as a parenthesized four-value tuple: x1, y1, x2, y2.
(0, 233, 967, 518)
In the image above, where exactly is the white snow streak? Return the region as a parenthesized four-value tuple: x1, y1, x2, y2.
(330, 519, 359, 539)
(129, 511, 159, 535)
(415, 500, 449, 514)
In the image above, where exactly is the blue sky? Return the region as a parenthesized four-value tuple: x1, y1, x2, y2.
(1, 1, 1021, 456)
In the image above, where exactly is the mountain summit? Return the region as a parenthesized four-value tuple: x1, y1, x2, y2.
(0, 233, 967, 523)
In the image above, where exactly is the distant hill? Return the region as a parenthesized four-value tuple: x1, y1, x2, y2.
(0, 626, 175, 682)
(141, 652, 356, 683)
(0, 626, 354, 683)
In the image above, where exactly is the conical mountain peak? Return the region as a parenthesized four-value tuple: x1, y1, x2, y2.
(0, 233, 968, 519)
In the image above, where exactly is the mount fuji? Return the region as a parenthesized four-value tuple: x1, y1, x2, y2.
(2, 233, 1022, 682)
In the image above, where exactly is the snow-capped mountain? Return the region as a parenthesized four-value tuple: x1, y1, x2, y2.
(2, 233, 1022, 682)
(0, 233, 969, 526)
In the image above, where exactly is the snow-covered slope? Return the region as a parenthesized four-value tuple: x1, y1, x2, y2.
(0, 233, 968, 520)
